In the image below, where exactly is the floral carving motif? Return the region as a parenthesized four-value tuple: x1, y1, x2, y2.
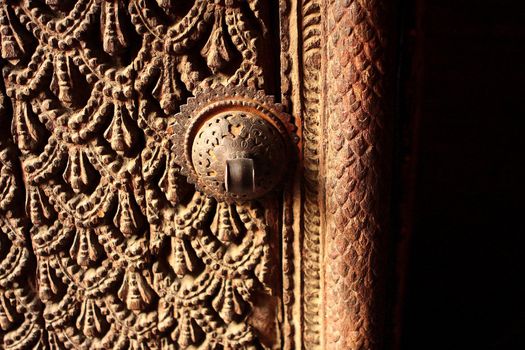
(0, 1, 282, 349)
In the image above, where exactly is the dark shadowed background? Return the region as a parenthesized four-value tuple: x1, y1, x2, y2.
(397, 0, 525, 349)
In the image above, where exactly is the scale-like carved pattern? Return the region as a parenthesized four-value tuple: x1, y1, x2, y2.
(323, 0, 391, 349)
(0, 1, 283, 349)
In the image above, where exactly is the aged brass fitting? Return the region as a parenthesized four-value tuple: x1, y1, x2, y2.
(171, 86, 296, 202)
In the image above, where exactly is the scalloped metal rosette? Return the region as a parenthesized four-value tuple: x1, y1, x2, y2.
(171, 85, 296, 203)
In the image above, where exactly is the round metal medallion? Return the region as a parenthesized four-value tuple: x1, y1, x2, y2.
(171, 85, 296, 202)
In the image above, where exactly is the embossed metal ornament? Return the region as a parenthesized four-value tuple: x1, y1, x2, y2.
(171, 85, 296, 202)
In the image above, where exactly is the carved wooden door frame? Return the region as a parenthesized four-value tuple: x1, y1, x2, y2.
(0, 1, 395, 349)
(286, 1, 395, 348)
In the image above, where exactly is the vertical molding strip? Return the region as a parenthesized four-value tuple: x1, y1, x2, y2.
(300, 0, 323, 349)
(280, 0, 305, 349)
(321, 0, 394, 349)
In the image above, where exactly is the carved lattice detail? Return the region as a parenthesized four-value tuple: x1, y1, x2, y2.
(0, 1, 283, 349)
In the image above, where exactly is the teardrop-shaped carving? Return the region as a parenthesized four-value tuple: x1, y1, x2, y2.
(50, 55, 75, 107)
(169, 237, 198, 278)
(101, 0, 129, 56)
(201, 11, 237, 74)
(114, 185, 144, 237)
(117, 269, 154, 311)
(104, 103, 141, 156)
(172, 312, 203, 348)
(77, 298, 106, 338)
(12, 101, 46, 153)
(153, 56, 184, 115)
(210, 202, 244, 242)
(37, 258, 63, 301)
(159, 152, 191, 206)
(64, 148, 99, 194)
(0, 7, 25, 63)
(0, 144, 18, 211)
(70, 227, 101, 268)
(157, 298, 175, 335)
(26, 186, 55, 225)
(212, 279, 246, 323)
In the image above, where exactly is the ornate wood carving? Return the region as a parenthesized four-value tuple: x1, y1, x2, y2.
(321, 0, 394, 349)
(300, 0, 322, 348)
(0, 0, 396, 349)
(0, 1, 288, 349)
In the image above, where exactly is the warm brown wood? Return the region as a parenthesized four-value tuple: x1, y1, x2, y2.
(0, 1, 286, 348)
(0, 1, 396, 349)
(321, 0, 395, 349)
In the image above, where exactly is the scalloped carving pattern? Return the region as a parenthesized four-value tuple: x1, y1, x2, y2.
(323, 0, 391, 349)
(0, 1, 283, 349)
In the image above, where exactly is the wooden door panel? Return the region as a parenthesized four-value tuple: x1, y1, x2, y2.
(0, 1, 286, 348)
(0, 1, 395, 349)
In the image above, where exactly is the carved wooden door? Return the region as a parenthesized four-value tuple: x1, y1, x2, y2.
(0, 1, 394, 349)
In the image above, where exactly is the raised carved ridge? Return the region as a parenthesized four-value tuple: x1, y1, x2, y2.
(277, 1, 297, 349)
(322, 0, 392, 349)
(0, 1, 286, 349)
(300, 0, 322, 349)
